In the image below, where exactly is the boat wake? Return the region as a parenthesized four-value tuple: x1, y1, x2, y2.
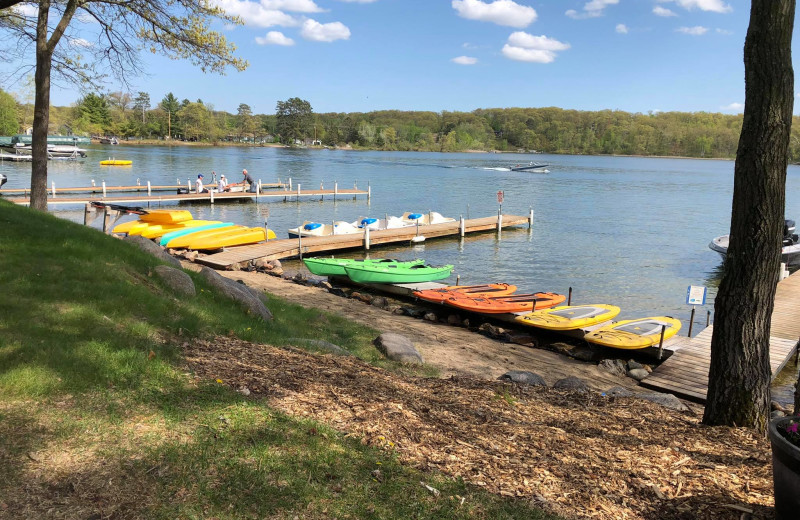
(481, 167, 511, 171)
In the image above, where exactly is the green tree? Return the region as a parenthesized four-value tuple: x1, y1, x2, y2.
(76, 92, 111, 127)
(237, 102, 255, 140)
(703, 0, 795, 431)
(0, 0, 246, 211)
(180, 101, 211, 141)
(132, 92, 150, 124)
(161, 92, 180, 139)
(275, 97, 313, 144)
(0, 88, 19, 135)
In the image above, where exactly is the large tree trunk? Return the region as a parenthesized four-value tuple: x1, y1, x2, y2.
(29, 0, 52, 212)
(703, 0, 795, 431)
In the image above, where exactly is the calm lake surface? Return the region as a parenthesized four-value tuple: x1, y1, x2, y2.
(3, 146, 799, 403)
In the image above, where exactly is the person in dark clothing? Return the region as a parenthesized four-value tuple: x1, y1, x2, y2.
(243, 169, 257, 193)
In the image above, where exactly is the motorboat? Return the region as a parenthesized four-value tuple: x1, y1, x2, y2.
(709, 219, 800, 267)
(288, 220, 360, 239)
(510, 162, 549, 172)
(352, 216, 415, 230)
(0, 173, 6, 188)
(400, 211, 456, 226)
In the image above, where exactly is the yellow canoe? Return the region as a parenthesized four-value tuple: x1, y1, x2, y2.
(515, 304, 621, 331)
(165, 226, 248, 249)
(186, 227, 271, 250)
(140, 210, 194, 224)
(584, 317, 682, 349)
(138, 220, 222, 239)
(100, 159, 132, 166)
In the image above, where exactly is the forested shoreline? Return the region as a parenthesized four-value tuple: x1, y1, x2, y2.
(3, 88, 800, 161)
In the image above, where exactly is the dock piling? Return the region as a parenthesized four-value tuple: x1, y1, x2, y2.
(364, 225, 371, 250)
(147, 181, 151, 196)
(51, 181, 56, 198)
(496, 209, 503, 233)
(288, 178, 292, 191)
(83, 203, 92, 226)
(706, 310, 711, 327)
(210, 190, 214, 204)
(298, 233, 302, 259)
(102, 181, 106, 198)
(529, 207, 534, 228)
(367, 181, 371, 203)
(459, 215, 465, 237)
(334, 181, 338, 201)
(568, 287, 573, 306)
(688, 307, 696, 337)
(456, 275, 460, 286)
(102, 206, 111, 234)
(297, 183, 301, 202)
(657, 325, 666, 360)
(187, 180, 192, 193)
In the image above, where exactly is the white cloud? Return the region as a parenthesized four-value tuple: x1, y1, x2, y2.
(68, 37, 93, 48)
(721, 102, 743, 112)
(566, 0, 619, 19)
(15, 4, 38, 17)
(660, 0, 732, 14)
(300, 19, 351, 42)
(211, 0, 301, 27)
(716, 28, 733, 35)
(677, 25, 708, 35)
(615, 23, 628, 34)
(653, 6, 677, 17)
(256, 0, 324, 13)
(337, 0, 378, 2)
(452, 0, 538, 28)
(452, 56, 478, 65)
(255, 31, 296, 45)
(502, 32, 570, 63)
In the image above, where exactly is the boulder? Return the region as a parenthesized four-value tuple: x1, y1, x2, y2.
(318, 281, 333, 291)
(328, 288, 349, 298)
(371, 296, 389, 309)
(598, 359, 627, 378)
(626, 368, 649, 381)
(287, 338, 353, 357)
(446, 314, 462, 326)
(478, 323, 504, 338)
(627, 359, 645, 371)
(183, 250, 199, 262)
(509, 334, 536, 347)
(402, 307, 424, 318)
(124, 235, 181, 268)
(373, 333, 423, 364)
(154, 265, 196, 297)
(569, 346, 598, 362)
(605, 386, 634, 397)
(498, 371, 546, 387)
(423, 312, 438, 322)
(637, 392, 689, 412)
(197, 267, 273, 321)
(553, 376, 589, 392)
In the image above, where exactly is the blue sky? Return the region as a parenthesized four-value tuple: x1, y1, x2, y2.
(8, 0, 794, 115)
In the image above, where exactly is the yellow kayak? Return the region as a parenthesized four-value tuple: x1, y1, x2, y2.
(112, 219, 145, 234)
(139, 210, 194, 224)
(584, 317, 682, 349)
(138, 220, 222, 239)
(100, 159, 132, 166)
(186, 227, 270, 250)
(165, 226, 248, 249)
(515, 304, 621, 331)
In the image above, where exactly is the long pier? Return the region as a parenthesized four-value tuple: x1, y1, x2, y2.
(641, 270, 800, 402)
(197, 214, 531, 269)
(0, 182, 284, 195)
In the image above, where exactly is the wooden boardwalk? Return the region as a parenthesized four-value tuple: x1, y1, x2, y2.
(0, 182, 284, 195)
(197, 214, 530, 269)
(641, 270, 800, 402)
(5, 187, 368, 207)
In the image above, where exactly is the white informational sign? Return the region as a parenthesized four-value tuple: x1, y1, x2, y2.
(686, 285, 707, 305)
(497, 190, 504, 204)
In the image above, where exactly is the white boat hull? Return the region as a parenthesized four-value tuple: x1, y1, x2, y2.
(710, 235, 800, 267)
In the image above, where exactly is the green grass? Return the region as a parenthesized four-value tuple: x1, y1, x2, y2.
(0, 200, 557, 519)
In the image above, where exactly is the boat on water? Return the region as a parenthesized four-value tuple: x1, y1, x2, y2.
(584, 317, 681, 349)
(709, 219, 800, 267)
(344, 262, 454, 284)
(413, 283, 517, 303)
(100, 159, 132, 166)
(510, 162, 549, 172)
(99, 137, 119, 145)
(1, 135, 89, 158)
(400, 211, 456, 226)
(515, 304, 621, 331)
(444, 292, 566, 314)
(303, 257, 424, 277)
(287, 221, 360, 238)
(352, 216, 415, 230)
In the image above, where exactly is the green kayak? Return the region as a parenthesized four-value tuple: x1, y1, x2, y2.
(303, 257, 424, 277)
(343, 263, 454, 284)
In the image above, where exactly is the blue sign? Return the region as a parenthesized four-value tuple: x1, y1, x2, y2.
(686, 285, 707, 305)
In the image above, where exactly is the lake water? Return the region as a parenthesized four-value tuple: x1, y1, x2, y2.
(3, 146, 799, 404)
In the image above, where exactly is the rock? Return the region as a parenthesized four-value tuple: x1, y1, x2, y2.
(569, 346, 597, 362)
(402, 307, 424, 318)
(598, 359, 627, 378)
(319, 281, 333, 291)
(498, 371, 546, 387)
(254, 257, 271, 269)
(643, 365, 653, 374)
(447, 314, 462, 326)
(124, 235, 181, 268)
(197, 267, 273, 321)
(183, 250, 199, 262)
(237, 386, 251, 396)
(553, 376, 589, 392)
(423, 312, 438, 322)
(373, 333, 424, 364)
(287, 338, 353, 357)
(627, 359, 645, 371)
(245, 286, 270, 305)
(328, 287, 348, 298)
(509, 334, 536, 347)
(462, 318, 470, 328)
(605, 386, 634, 397)
(292, 272, 308, 284)
(371, 296, 389, 308)
(154, 265, 196, 297)
(772, 410, 787, 419)
(270, 267, 284, 276)
(551, 342, 576, 355)
(392, 307, 405, 315)
(269, 259, 282, 270)
(637, 392, 689, 412)
(478, 323, 504, 338)
(228, 261, 241, 272)
(626, 368, 649, 381)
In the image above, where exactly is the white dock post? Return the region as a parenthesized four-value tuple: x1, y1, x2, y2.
(334, 181, 338, 201)
(102, 206, 111, 233)
(147, 181, 152, 196)
(298, 233, 302, 259)
(91, 179, 96, 187)
(258, 180, 262, 194)
(367, 181, 371, 203)
(102, 181, 107, 198)
(364, 225, 371, 250)
(137, 178, 141, 186)
(459, 215, 465, 237)
(497, 208, 503, 233)
(288, 177, 292, 191)
(51, 181, 55, 197)
(210, 189, 214, 204)
(528, 206, 534, 228)
(297, 183, 301, 202)
(187, 180, 192, 193)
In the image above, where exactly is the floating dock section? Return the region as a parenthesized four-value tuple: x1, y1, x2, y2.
(641, 270, 800, 402)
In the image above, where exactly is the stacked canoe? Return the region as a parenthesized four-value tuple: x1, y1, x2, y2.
(303, 257, 454, 284)
(112, 209, 275, 250)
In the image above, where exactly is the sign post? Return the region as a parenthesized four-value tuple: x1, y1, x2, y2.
(685, 285, 707, 337)
(261, 206, 270, 241)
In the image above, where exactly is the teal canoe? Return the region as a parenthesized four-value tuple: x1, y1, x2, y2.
(160, 222, 235, 246)
(343, 263, 454, 284)
(303, 257, 424, 277)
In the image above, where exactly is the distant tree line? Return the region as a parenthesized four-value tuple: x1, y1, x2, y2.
(3, 87, 800, 161)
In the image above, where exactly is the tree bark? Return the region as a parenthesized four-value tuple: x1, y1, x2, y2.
(703, 0, 795, 431)
(30, 0, 52, 212)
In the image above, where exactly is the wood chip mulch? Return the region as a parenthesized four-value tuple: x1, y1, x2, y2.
(184, 337, 774, 520)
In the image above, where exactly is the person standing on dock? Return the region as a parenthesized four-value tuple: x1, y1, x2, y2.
(242, 169, 256, 193)
(195, 174, 209, 194)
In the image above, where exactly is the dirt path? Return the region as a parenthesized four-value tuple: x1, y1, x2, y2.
(213, 268, 639, 392)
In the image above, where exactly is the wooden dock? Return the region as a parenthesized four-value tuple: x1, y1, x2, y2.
(197, 214, 530, 269)
(641, 270, 800, 402)
(0, 182, 284, 195)
(4, 187, 369, 207)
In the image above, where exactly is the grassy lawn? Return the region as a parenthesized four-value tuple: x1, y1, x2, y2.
(0, 200, 556, 519)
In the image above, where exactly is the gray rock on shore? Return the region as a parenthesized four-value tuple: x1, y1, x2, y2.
(598, 359, 627, 378)
(553, 376, 589, 392)
(373, 333, 423, 364)
(124, 235, 181, 268)
(626, 368, 649, 381)
(498, 371, 546, 387)
(197, 267, 273, 321)
(154, 265, 196, 297)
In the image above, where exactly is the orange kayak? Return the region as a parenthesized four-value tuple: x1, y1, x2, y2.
(413, 283, 517, 303)
(444, 292, 566, 314)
